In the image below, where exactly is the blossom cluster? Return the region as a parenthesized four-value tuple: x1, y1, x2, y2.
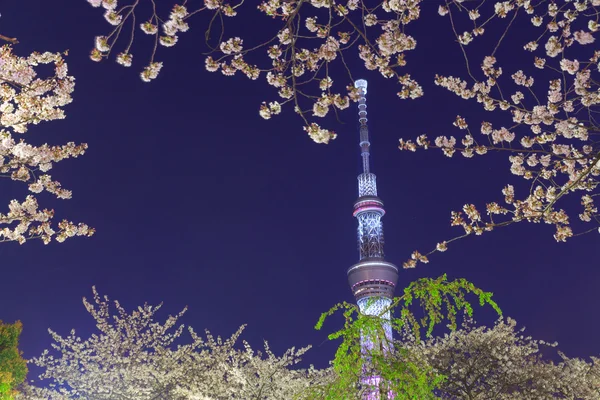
(399, 0, 600, 267)
(83, 0, 425, 143)
(0, 45, 94, 245)
(87, 0, 240, 81)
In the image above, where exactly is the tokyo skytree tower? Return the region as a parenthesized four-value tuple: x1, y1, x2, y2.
(347, 79, 399, 398)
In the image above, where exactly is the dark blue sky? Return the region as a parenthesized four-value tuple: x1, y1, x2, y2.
(1, 0, 599, 372)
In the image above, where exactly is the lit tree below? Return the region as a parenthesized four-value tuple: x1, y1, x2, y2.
(402, 317, 600, 399)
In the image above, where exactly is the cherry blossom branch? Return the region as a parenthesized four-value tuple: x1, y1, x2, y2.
(398, 0, 600, 267)
(84, 0, 424, 143)
(0, 34, 18, 44)
(0, 45, 94, 244)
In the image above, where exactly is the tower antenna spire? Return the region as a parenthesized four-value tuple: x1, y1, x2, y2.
(347, 79, 399, 398)
(355, 79, 371, 174)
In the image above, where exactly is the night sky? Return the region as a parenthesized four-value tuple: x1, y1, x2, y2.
(1, 0, 599, 374)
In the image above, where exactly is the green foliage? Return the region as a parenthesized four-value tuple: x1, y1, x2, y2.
(309, 275, 501, 399)
(0, 321, 27, 400)
(398, 274, 501, 340)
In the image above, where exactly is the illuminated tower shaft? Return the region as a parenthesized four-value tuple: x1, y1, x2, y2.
(347, 80, 399, 398)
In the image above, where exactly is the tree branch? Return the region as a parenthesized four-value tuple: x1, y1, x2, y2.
(0, 34, 19, 44)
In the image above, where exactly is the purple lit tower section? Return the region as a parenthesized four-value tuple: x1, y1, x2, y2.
(347, 79, 399, 398)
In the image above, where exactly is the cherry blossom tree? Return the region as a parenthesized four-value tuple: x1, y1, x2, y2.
(402, 317, 600, 399)
(0, 42, 94, 244)
(83, 0, 600, 264)
(18, 287, 330, 400)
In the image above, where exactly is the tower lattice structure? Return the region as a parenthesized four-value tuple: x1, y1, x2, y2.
(347, 79, 399, 398)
